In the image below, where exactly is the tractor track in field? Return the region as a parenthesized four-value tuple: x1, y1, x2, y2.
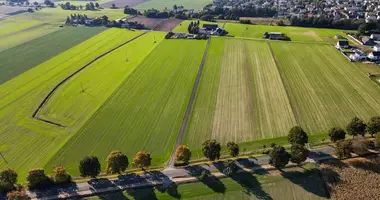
(266, 40, 300, 125)
(165, 37, 212, 169)
(32, 32, 147, 127)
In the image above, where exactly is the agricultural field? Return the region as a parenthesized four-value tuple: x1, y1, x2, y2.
(0, 18, 42, 36)
(0, 28, 147, 180)
(271, 41, 380, 133)
(134, 0, 212, 10)
(101, 0, 145, 8)
(45, 39, 207, 175)
(185, 38, 296, 150)
(0, 27, 105, 84)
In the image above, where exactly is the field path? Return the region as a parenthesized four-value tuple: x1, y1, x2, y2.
(32, 32, 147, 127)
(165, 37, 211, 168)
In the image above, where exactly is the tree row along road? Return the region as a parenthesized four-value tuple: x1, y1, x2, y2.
(32, 32, 147, 127)
(165, 37, 212, 169)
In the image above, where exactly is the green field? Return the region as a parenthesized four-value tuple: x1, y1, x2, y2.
(0, 28, 148, 180)
(45, 39, 207, 175)
(0, 27, 105, 84)
(185, 38, 296, 150)
(135, 0, 212, 10)
(86, 168, 327, 200)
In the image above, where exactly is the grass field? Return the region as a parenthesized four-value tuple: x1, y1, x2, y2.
(134, 0, 212, 10)
(0, 27, 105, 84)
(0, 18, 42, 36)
(0, 28, 148, 181)
(185, 38, 296, 150)
(271, 41, 380, 133)
(86, 168, 327, 200)
(39, 31, 165, 128)
(45, 39, 207, 175)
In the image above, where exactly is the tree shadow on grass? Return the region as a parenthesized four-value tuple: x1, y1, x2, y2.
(184, 165, 226, 194)
(235, 158, 269, 175)
(213, 160, 273, 200)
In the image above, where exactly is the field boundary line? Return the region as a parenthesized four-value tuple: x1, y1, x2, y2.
(266, 40, 300, 125)
(32, 31, 147, 127)
(165, 37, 212, 168)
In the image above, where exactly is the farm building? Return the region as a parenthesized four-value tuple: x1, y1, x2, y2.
(349, 49, 367, 61)
(211, 27, 226, 36)
(373, 44, 380, 52)
(336, 40, 349, 49)
(202, 24, 218, 31)
(262, 32, 269, 39)
(370, 33, 380, 41)
(362, 36, 376, 46)
(262, 32, 289, 40)
(368, 51, 380, 60)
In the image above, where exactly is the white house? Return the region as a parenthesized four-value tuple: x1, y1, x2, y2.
(350, 49, 367, 61)
(373, 44, 380, 51)
(370, 34, 380, 41)
(368, 52, 380, 60)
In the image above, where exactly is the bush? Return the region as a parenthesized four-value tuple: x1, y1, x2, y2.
(27, 169, 52, 190)
(53, 165, 72, 184)
(328, 127, 346, 142)
(288, 126, 308, 145)
(335, 140, 353, 159)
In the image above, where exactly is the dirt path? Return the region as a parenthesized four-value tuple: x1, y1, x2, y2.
(32, 32, 147, 127)
(165, 37, 212, 168)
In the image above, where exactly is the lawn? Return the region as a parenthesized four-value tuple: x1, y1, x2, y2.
(45, 39, 207, 175)
(0, 27, 105, 84)
(86, 167, 327, 200)
(271, 41, 380, 133)
(134, 0, 212, 10)
(0, 28, 147, 181)
(185, 37, 296, 151)
(39, 31, 165, 129)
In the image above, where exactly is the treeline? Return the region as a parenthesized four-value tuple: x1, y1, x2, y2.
(65, 14, 109, 26)
(289, 16, 366, 30)
(124, 5, 139, 15)
(142, 8, 188, 20)
(191, 6, 277, 21)
(60, 1, 99, 10)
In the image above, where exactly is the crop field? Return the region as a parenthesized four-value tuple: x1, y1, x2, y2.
(0, 27, 105, 84)
(134, 0, 212, 10)
(46, 39, 207, 174)
(271, 42, 380, 133)
(0, 18, 42, 36)
(0, 28, 146, 180)
(39, 31, 165, 129)
(185, 38, 296, 149)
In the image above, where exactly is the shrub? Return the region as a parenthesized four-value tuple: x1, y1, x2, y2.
(335, 140, 353, 159)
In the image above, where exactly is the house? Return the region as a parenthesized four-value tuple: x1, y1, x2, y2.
(373, 44, 380, 51)
(337, 40, 349, 48)
(269, 32, 289, 40)
(370, 33, 380, 40)
(198, 28, 208, 34)
(362, 36, 376, 46)
(202, 24, 218, 31)
(350, 49, 367, 61)
(368, 51, 380, 60)
(211, 27, 226, 36)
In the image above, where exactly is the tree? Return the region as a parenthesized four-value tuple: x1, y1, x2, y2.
(335, 140, 353, 159)
(133, 152, 152, 170)
(269, 146, 290, 169)
(106, 150, 129, 174)
(222, 160, 238, 176)
(226, 142, 239, 157)
(290, 144, 309, 165)
(346, 117, 367, 138)
(174, 144, 191, 164)
(79, 156, 101, 178)
(53, 165, 71, 184)
(111, 3, 116, 9)
(33, 1, 38, 6)
(328, 127, 346, 142)
(0, 169, 17, 193)
(26, 169, 52, 190)
(288, 126, 308, 145)
(202, 140, 221, 161)
(95, 2, 99, 8)
(366, 116, 380, 137)
(6, 190, 28, 200)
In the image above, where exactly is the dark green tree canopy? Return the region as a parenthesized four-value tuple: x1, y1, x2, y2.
(106, 150, 129, 174)
(0, 169, 17, 186)
(288, 126, 308, 145)
(226, 142, 239, 157)
(53, 165, 72, 184)
(222, 160, 239, 176)
(202, 140, 221, 161)
(328, 127, 346, 142)
(366, 116, 380, 137)
(79, 156, 101, 178)
(26, 169, 52, 190)
(269, 146, 291, 169)
(290, 144, 309, 165)
(346, 117, 367, 137)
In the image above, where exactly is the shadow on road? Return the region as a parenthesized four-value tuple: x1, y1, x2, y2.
(184, 165, 226, 194)
(33, 182, 78, 199)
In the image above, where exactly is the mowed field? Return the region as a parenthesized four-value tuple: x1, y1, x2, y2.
(0, 28, 148, 180)
(46, 40, 207, 174)
(185, 38, 296, 149)
(271, 41, 380, 133)
(0, 27, 105, 84)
